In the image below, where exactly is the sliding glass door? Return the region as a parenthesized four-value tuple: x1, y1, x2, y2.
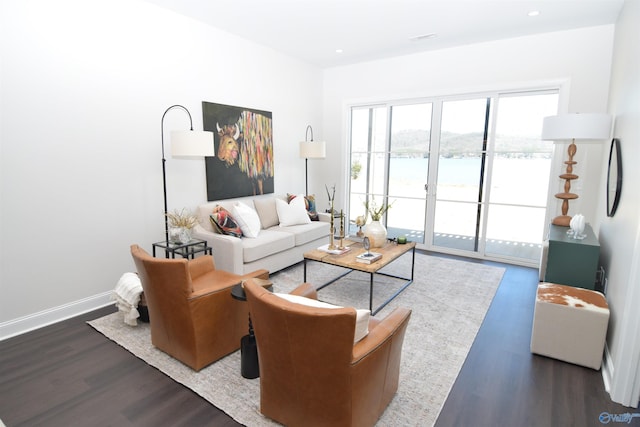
(386, 103, 432, 243)
(433, 98, 491, 252)
(348, 90, 558, 265)
(349, 103, 432, 244)
(483, 93, 557, 259)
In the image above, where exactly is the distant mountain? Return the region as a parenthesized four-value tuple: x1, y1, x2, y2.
(387, 130, 552, 159)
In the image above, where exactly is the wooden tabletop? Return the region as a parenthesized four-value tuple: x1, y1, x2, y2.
(304, 240, 416, 273)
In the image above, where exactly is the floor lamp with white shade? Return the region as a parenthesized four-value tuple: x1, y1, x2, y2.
(161, 104, 215, 243)
(299, 125, 326, 196)
(541, 113, 612, 226)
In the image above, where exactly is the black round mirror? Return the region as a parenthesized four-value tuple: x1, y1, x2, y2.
(606, 138, 622, 217)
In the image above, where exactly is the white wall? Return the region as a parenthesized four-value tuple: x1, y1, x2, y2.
(0, 0, 322, 334)
(321, 26, 615, 222)
(596, 0, 640, 406)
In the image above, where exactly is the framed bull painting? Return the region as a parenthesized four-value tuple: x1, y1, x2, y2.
(202, 101, 274, 200)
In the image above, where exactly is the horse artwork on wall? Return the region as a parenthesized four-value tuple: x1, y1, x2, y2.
(202, 101, 274, 201)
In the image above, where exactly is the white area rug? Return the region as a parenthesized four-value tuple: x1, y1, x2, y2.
(89, 253, 504, 426)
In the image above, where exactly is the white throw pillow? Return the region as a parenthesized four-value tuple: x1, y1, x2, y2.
(275, 196, 311, 227)
(233, 202, 261, 238)
(274, 293, 370, 343)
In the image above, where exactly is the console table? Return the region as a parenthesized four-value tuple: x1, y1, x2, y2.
(543, 224, 600, 290)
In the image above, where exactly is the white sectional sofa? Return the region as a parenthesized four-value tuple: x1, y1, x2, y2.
(193, 194, 330, 275)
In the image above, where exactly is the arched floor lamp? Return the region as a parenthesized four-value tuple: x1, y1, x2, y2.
(161, 105, 215, 243)
(298, 125, 326, 196)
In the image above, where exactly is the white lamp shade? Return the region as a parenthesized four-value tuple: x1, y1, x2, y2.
(171, 130, 215, 158)
(541, 113, 612, 142)
(299, 140, 326, 159)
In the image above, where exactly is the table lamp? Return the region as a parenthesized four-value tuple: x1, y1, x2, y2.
(541, 113, 612, 226)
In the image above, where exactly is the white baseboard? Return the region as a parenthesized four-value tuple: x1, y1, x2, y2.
(602, 342, 614, 394)
(0, 291, 114, 341)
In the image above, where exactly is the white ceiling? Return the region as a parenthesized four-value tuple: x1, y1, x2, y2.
(142, 0, 624, 68)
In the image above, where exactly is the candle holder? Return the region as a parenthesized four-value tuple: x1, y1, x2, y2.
(328, 217, 336, 250)
(326, 184, 337, 250)
(338, 209, 345, 250)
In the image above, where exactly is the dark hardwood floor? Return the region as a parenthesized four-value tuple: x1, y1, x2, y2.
(435, 256, 635, 427)
(0, 255, 634, 426)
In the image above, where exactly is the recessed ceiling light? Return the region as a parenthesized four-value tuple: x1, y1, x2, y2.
(528, 10, 540, 17)
(335, 49, 343, 54)
(409, 33, 438, 42)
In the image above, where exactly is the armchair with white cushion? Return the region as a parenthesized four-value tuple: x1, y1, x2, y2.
(243, 278, 412, 427)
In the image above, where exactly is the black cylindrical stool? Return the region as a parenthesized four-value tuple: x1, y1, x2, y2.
(231, 281, 272, 379)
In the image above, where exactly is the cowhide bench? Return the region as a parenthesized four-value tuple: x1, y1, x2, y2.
(530, 282, 609, 370)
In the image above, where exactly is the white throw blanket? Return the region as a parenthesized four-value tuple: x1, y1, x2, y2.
(111, 272, 143, 326)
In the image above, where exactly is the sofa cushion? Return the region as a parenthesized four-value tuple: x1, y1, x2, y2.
(233, 202, 261, 238)
(254, 197, 279, 229)
(276, 196, 311, 227)
(210, 206, 243, 237)
(241, 230, 295, 263)
(272, 221, 328, 246)
(273, 293, 370, 343)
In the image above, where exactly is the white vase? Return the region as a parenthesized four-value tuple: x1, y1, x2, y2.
(364, 220, 387, 248)
(169, 226, 193, 244)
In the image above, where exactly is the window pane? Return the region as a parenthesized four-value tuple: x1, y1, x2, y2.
(389, 158, 429, 197)
(371, 107, 387, 152)
(490, 93, 558, 206)
(440, 98, 488, 156)
(369, 152, 387, 196)
(350, 108, 370, 152)
(438, 99, 488, 203)
(493, 94, 557, 153)
(432, 201, 479, 251)
(437, 156, 483, 202)
(389, 103, 431, 199)
(350, 106, 388, 208)
(484, 204, 545, 260)
(490, 156, 551, 206)
(390, 103, 432, 153)
(349, 192, 366, 235)
(350, 152, 368, 194)
(350, 106, 388, 204)
(386, 197, 426, 244)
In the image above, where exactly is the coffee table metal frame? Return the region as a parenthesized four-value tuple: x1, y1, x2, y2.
(303, 240, 416, 315)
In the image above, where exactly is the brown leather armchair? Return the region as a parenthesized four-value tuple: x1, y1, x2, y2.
(244, 278, 412, 427)
(130, 244, 268, 371)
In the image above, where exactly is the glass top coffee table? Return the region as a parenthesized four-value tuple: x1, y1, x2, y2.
(303, 239, 416, 315)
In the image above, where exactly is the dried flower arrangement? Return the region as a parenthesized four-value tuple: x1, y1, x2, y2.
(166, 208, 198, 229)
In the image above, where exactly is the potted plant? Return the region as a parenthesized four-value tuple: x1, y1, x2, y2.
(166, 208, 198, 244)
